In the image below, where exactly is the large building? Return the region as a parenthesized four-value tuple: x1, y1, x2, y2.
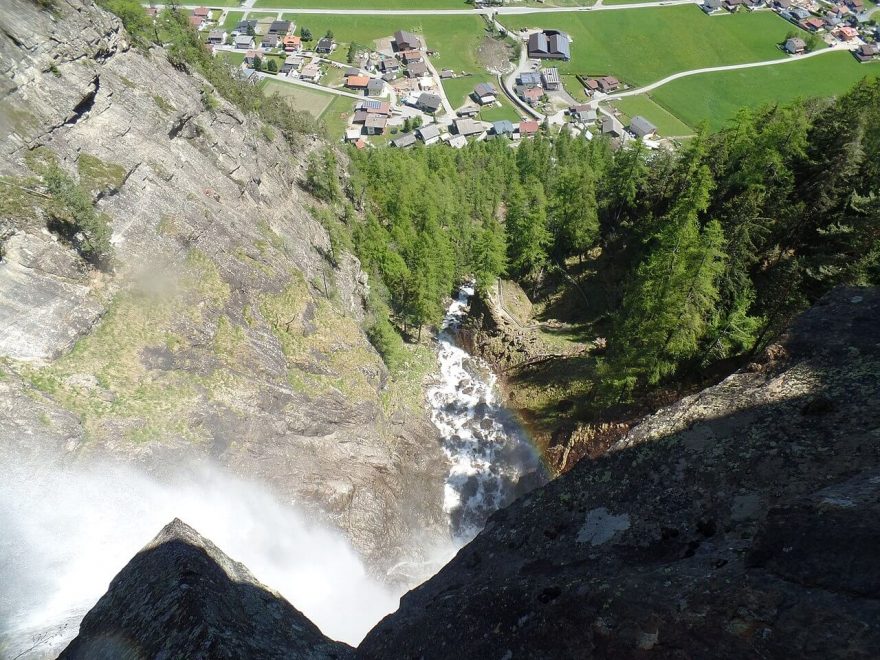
(527, 30, 571, 61)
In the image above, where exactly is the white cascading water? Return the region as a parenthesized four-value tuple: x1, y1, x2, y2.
(428, 285, 546, 542)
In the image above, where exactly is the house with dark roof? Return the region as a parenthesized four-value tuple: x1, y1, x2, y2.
(854, 43, 879, 62)
(394, 29, 422, 51)
(518, 71, 542, 88)
(528, 30, 571, 60)
(417, 92, 442, 113)
(601, 115, 625, 138)
(280, 54, 303, 74)
(207, 30, 226, 45)
(316, 38, 334, 53)
(261, 34, 279, 49)
(629, 115, 657, 139)
(233, 19, 258, 36)
(597, 76, 620, 93)
(367, 79, 385, 96)
(364, 115, 387, 135)
(473, 82, 497, 105)
(268, 20, 291, 36)
(379, 57, 400, 74)
(570, 104, 597, 123)
(455, 118, 484, 137)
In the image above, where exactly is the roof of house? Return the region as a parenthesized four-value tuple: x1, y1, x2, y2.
(189, 15, 204, 27)
(523, 87, 544, 101)
(408, 61, 429, 76)
(346, 75, 371, 88)
(417, 124, 442, 141)
(630, 115, 657, 137)
(541, 67, 560, 85)
(193, 6, 209, 16)
(449, 134, 468, 149)
(380, 57, 399, 69)
(601, 115, 625, 135)
(357, 99, 391, 115)
(418, 92, 442, 111)
(365, 115, 388, 129)
(261, 34, 279, 45)
(455, 118, 484, 135)
(492, 120, 514, 134)
(394, 29, 422, 50)
(402, 50, 423, 61)
(234, 35, 254, 45)
(519, 71, 542, 85)
(392, 133, 418, 148)
(519, 120, 539, 135)
(353, 109, 369, 124)
(785, 37, 806, 49)
(474, 82, 497, 97)
(301, 64, 320, 76)
(367, 79, 385, 90)
(208, 30, 226, 40)
(801, 17, 825, 28)
(528, 30, 571, 59)
(268, 20, 291, 34)
(316, 38, 333, 49)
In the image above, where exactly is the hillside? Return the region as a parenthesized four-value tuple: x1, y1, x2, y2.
(59, 285, 880, 658)
(0, 0, 448, 581)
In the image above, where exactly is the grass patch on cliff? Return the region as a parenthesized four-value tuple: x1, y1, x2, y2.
(77, 153, 127, 195)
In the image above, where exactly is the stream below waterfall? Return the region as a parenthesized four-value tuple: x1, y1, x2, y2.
(427, 285, 548, 542)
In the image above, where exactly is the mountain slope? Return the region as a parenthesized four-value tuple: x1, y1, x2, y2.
(0, 0, 447, 576)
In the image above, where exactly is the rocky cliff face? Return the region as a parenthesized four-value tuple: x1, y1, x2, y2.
(59, 519, 354, 660)
(62, 286, 880, 658)
(0, 0, 447, 578)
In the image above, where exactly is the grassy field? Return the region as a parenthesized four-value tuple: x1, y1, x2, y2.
(503, 6, 808, 86)
(221, 10, 244, 29)
(610, 94, 694, 136)
(262, 79, 337, 116)
(441, 75, 524, 122)
(320, 94, 359, 139)
(255, 0, 466, 6)
(648, 51, 879, 130)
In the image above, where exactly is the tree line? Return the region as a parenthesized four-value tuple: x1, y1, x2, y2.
(341, 79, 878, 403)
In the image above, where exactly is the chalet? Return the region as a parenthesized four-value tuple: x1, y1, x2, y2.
(234, 35, 255, 50)
(519, 86, 544, 106)
(449, 134, 468, 149)
(344, 67, 360, 77)
(854, 43, 880, 62)
(417, 92, 442, 113)
(392, 133, 418, 148)
(406, 61, 429, 78)
(583, 78, 600, 95)
(280, 54, 303, 74)
(367, 79, 385, 96)
(189, 15, 206, 30)
(268, 20, 291, 36)
(380, 57, 400, 74)
(723, 0, 744, 12)
(601, 115, 625, 138)
(353, 109, 369, 124)
(518, 71, 542, 88)
(301, 63, 321, 82)
(541, 67, 561, 91)
(283, 35, 302, 52)
(383, 71, 401, 82)
(454, 118, 484, 137)
(394, 29, 423, 52)
(364, 115, 387, 136)
(193, 7, 209, 18)
(518, 120, 540, 137)
(401, 50, 424, 64)
(440, 69, 455, 79)
(836, 26, 859, 40)
(316, 38, 334, 54)
(800, 17, 825, 31)
(356, 100, 392, 116)
(456, 105, 480, 117)
(417, 123, 442, 145)
(597, 76, 620, 93)
(345, 75, 371, 90)
(702, 0, 723, 13)
(784, 37, 806, 53)
(629, 115, 657, 139)
(492, 120, 515, 137)
(233, 19, 257, 36)
(570, 104, 597, 123)
(207, 30, 226, 45)
(527, 30, 571, 60)
(244, 49, 264, 67)
(261, 34, 279, 49)
(473, 82, 497, 105)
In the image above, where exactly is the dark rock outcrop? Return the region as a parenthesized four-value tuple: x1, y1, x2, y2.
(60, 519, 353, 660)
(359, 286, 880, 659)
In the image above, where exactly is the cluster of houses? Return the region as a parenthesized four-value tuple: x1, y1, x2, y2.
(386, 116, 543, 150)
(702, 0, 880, 60)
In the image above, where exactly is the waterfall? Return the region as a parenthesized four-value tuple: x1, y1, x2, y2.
(427, 284, 546, 542)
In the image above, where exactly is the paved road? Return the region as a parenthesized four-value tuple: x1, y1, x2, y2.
(152, 1, 699, 15)
(606, 43, 853, 99)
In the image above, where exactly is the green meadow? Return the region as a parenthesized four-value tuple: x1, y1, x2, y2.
(610, 94, 694, 136)
(503, 6, 808, 86)
(648, 51, 879, 130)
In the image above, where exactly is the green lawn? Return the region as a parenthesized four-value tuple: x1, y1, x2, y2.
(503, 6, 810, 86)
(320, 95, 358, 139)
(441, 74, 524, 121)
(648, 51, 879, 130)
(262, 79, 338, 117)
(610, 95, 694, 137)
(217, 51, 246, 66)
(221, 10, 244, 30)
(255, 0, 467, 7)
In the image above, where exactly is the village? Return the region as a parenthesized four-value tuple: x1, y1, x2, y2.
(176, 0, 879, 150)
